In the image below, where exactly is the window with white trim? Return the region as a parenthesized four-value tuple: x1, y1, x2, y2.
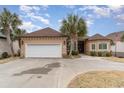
(99, 43, 107, 49)
(92, 44, 95, 50)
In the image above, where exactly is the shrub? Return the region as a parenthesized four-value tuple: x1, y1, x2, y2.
(0, 55, 2, 59)
(63, 54, 70, 59)
(1, 52, 9, 58)
(14, 54, 18, 57)
(67, 49, 70, 55)
(90, 51, 97, 56)
(106, 52, 112, 57)
(71, 50, 79, 55)
(90, 51, 112, 57)
(98, 51, 102, 57)
(102, 51, 107, 57)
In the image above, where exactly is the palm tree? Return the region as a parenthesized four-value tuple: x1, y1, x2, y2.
(60, 14, 87, 56)
(11, 28, 26, 48)
(121, 34, 124, 42)
(0, 8, 22, 56)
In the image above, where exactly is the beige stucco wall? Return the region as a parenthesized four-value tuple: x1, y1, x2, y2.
(0, 38, 11, 55)
(20, 37, 67, 57)
(85, 40, 111, 54)
(13, 40, 19, 54)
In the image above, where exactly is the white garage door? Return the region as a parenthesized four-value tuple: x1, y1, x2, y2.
(25, 44, 62, 58)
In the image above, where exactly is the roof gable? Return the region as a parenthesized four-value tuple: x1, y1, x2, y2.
(88, 34, 110, 40)
(23, 27, 65, 37)
(106, 31, 124, 41)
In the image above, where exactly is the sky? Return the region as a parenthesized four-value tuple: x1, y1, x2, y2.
(0, 5, 124, 36)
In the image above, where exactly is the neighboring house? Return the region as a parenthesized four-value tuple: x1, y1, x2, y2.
(20, 27, 67, 58)
(0, 32, 19, 56)
(106, 31, 124, 57)
(78, 34, 111, 55)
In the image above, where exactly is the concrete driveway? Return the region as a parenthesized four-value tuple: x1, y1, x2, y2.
(0, 55, 124, 88)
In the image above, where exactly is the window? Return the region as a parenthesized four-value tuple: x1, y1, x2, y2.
(99, 44, 102, 49)
(99, 43, 107, 49)
(92, 44, 95, 50)
(103, 44, 107, 49)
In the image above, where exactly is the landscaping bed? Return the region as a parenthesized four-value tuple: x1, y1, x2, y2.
(103, 57, 124, 63)
(63, 55, 81, 59)
(68, 71, 124, 88)
(0, 57, 19, 64)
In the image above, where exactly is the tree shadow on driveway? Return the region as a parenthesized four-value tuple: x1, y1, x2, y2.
(13, 62, 61, 76)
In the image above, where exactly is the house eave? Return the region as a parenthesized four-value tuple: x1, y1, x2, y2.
(20, 35, 67, 38)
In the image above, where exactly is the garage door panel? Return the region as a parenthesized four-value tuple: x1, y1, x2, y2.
(25, 44, 62, 58)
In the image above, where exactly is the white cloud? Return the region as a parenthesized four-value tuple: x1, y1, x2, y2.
(31, 15, 50, 25)
(87, 14, 93, 18)
(40, 5, 49, 10)
(20, 5, 33, 13)
(79, 5, 124, 27)
(85, 19, 94, 27)
(116, 22, 124, 26)
(116, 14, 124, 21)
(65, 5, 75, 9)
(93, 7, 110, 17)
(79, 6, 111, 18)
(79, 5, 124, 19)
(19, 6, 50, 25)
(19, 21, 41, 32)
(20, 5, 48, 13)
(44, 13, 50, 18)
(26, 12, 49, 25)
(108, 5, 124, 13)
(58, 19, 62, 23)
(58, 19, 62, 26)
(32, 6, 40, 11)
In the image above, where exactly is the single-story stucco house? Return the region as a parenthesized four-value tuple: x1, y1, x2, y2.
(0, 32, 19, 56)
(20, 27, 112, 58)
(106, 31, 124, 57)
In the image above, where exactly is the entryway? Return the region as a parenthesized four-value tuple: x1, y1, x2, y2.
(78, 41, 85, 54)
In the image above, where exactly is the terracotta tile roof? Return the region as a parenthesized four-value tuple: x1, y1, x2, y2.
(22, 27, 66, 37)
(78, 36, 89, 40)
(88, 34, 110, 41)
(106, 31, 124, 41)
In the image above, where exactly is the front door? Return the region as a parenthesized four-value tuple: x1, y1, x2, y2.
(78, 41, 84, 53)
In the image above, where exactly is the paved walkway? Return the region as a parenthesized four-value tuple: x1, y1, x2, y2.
(0, 55, 124, 88)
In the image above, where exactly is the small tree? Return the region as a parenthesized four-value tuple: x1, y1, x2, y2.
(60, 14, 87, 56)
(0, 8, 22, 56)
(11, 29, 26, 47)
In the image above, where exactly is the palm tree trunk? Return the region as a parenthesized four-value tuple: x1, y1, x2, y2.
(69, 39, 73, 56)
(75, 34, 78, 52)
(18, 38, 21, 56)
(10, 42, 14, 56)
(5, 28, 14, 56)
(18, 38, 21, 49)
(75, 39, 78, 51)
